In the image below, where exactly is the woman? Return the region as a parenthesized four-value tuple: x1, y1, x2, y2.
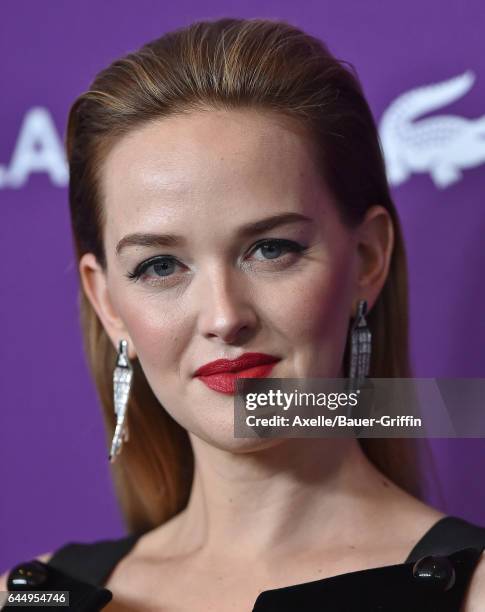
(2, 17, 485, 611)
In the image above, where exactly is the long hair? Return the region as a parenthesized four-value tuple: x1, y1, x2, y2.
(66, 17, 430, 534)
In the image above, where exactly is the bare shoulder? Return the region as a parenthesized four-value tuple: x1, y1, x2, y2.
(375, 483, 448, 551)
(461, 551, 485, 612)
(0, 552, 53, 591)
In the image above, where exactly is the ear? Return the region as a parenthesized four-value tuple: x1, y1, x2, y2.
(79, 253, 137, 360)
(353, 205, 395, 314)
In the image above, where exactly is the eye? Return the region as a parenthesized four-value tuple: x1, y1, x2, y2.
(249, 239, 307, 261)
(126, 255, 182, 282)
(126, 239, 308, 285)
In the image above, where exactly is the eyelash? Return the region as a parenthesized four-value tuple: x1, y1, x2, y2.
(125, 239, 308, 285)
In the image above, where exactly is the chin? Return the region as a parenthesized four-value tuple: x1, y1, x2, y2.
(159, 383, 289, 454)
(187, 415, 287, 454)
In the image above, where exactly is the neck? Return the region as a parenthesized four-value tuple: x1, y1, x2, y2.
(168, 436, 400, 561)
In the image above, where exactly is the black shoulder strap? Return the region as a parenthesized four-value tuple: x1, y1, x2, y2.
(45, 516, 485, 587)
(406, 515, 485, 562)
(46, 531, 143, 586)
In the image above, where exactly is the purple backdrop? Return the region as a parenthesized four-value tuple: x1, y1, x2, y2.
(1, 0, 485, 572)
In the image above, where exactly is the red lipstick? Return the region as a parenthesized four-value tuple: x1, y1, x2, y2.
(194, 352, 280, 395)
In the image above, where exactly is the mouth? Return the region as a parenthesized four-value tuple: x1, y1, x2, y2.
(193, 353, 281, 395)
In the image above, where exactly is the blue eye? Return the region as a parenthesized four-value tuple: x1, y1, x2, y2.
(126, 239, 307, 284)
(150, 258, 177, 277)
(126, 256, 181, 281)
(251, 239, 304, 260)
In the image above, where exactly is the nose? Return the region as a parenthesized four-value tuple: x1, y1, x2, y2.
(195, 265, 257, 344)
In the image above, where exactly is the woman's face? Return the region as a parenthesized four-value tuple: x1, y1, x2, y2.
(80, 108, 391, 451)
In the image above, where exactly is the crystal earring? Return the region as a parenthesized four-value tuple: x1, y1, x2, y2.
(109, 339, 133, 463)
(347, 299, 372, 391)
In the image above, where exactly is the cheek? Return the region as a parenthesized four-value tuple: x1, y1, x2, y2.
(271, 251, 354, 376)
(110, 284, 183, 371)
(276, 256, 353, 340)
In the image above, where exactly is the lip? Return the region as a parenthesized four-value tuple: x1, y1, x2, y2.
(193, 352, 281, 396)
(193, 352, 281, 376)
(196, 363, 279, 395)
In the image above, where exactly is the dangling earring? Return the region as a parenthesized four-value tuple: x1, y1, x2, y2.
(347, 299, 372, 391)
(109, 339, 133, 463)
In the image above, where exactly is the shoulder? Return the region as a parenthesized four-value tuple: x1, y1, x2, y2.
(0, 551, 53, 591)
(462, 551, 485, 612)
(422, 514, 485, 612)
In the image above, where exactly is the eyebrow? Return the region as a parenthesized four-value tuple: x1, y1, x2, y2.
(115, 212, 314, 255)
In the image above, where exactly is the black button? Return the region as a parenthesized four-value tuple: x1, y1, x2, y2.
(7, 561, 49, 590)
(412, 555, 456, 591)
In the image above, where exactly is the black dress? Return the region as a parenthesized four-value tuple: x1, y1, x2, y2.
(4, 515, 485, 611)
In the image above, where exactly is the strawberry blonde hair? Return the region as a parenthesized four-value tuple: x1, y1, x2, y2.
(66, 17, 431, 534)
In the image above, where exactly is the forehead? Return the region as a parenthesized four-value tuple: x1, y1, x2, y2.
(101, 108, 331, 236)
